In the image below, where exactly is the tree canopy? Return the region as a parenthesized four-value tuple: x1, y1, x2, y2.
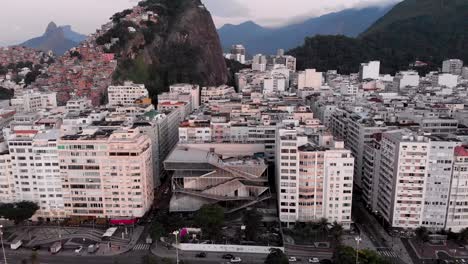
(0, 201, 39, 223)
(265, 248, 289, 264)
(194, 204, 225, 240)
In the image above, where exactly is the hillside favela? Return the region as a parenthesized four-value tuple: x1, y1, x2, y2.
(0, 0, 467, 263)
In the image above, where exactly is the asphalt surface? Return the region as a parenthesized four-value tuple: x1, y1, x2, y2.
(1, 248, 268, 264)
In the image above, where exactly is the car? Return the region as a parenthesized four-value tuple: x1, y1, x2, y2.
(74, 246, 83, 253)
(288, 257, 298, 262)
(230, 257, 242, 263)
(32, 245, 42, 251)
(222, 254, 235, 259)
(196, 252, 207, 258)
(308, 257, 320, 263)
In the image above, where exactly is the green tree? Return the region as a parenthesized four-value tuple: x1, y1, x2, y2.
(332, 246, 391, 264)
(150, 221, 165, 241)
(194, 204, 225, 240)
(318, 218, 329, 241)
(459, 228, 468, 244)
(330, 221, 344, 245)
(332, 246, 355, 264)
(0, 201, 39, 223)
(243, 208, 262, 241)
(265, 248, 289, 264)
(415, 226, 430, 245)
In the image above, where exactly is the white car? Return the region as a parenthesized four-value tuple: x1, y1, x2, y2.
(230, 257, 242, 263)
(74, 246, 83, 253)
(288, 257, 298, 262)
(309, 257, 320, 263)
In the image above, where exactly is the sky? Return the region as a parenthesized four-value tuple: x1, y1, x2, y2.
(0, 0, 401, 46)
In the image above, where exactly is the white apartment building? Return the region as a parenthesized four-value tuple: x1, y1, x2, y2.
(376, 130, 429, 229)
(297, 69, 323, 90)
(263, 75, 287, 94)
(8, 129, 65, 220)
(442, 59, 464, 75)
(374, 130, 462, 230)
(276, 129, 354, 229)
(359, 61, 380, 81)
(201, 85, 236, 104)
(66, 97, 93, 113)
(394, 71, 420, 90)
(10, 90, 57, 112)
(0, 145, 13, 203)
(446, 146, 468, 232)
(169, 83, 200, 110)
(59, 128, 154, 219)
(437, 73, 458, 88)
(252, 54, 267, 72)
(107, 82, 149, 106)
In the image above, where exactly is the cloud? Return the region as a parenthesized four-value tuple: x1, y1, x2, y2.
(203, 0, 250, 18)
(0, 0, 402, 46)
(202, 0, 402, 28)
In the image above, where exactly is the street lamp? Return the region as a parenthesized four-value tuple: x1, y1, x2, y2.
(173, 230, 180, 264)
(0, 225, 8, 264)
(355, 236, 362, 264)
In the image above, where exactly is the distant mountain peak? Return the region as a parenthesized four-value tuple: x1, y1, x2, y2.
(20, 22, 85, 55)
(45, 22, 58, 35)
(218, 5, 395, 54)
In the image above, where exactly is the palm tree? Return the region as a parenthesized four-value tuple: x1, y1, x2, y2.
(415, 226, 430, 253)
(318, 218, 330, 241)
(330, 221, 344, 245)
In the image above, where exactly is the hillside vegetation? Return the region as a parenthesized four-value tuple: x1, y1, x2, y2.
(288, 0, 468, 74)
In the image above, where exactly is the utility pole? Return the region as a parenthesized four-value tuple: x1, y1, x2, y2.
(355, 236, 362, 264)
(0, 225, 8, 264)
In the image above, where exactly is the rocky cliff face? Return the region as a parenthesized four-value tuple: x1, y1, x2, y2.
(110, 0, 228, 100)
(21, 22, 79, 55)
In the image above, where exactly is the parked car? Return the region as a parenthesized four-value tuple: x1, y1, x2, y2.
(308, 257, 320, 263)
(196, 252, 207, 258)
(288, 257, 298, 262)
(88, 244, 99, 254)
(74, 246, 83, 253)
(230, 257, 242, 263)
(222, 254, 234, 259)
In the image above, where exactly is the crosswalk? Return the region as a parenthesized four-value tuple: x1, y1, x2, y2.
(377, 248, 398, 258)
(133, 243, 150, 251)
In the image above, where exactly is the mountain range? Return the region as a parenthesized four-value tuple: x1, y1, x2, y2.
(288, 0, 468, 74)
(218, 5, 395, 55)
(21, 22, 87, 55)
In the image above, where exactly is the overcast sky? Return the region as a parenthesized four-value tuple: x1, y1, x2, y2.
(0, 0, 401, 46)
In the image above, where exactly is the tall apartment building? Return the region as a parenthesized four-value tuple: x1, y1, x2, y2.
(276, 129, 354, 229)
(133, 108, 183, 185)
(8, 129, 65, 220)
(107, 82, 149, 106)
(0, 144, 13, 203)
(393, 71, 420, 90)
(359, 61, 380, 81)
(374, 130, 461, 229)
(297, 69, 323, 90)
(442, 59, 464, 75)
(252, 54, 267, 72)
(446, 146, 468, 232)
(58, 128, 154, 219)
